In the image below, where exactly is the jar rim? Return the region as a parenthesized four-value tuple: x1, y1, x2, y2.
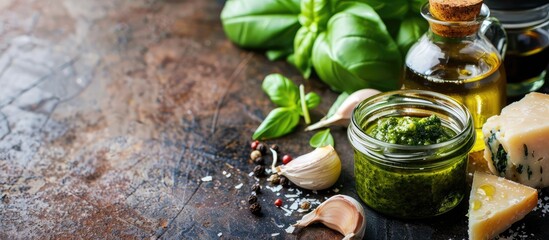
(348, 90, 475, 166)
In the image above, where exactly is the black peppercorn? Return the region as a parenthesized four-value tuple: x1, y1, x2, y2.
(253, 165, 265, 177)
(248, 195, 258, 204)
(249, 202, 261, 215)
(270, 144, 279, 153)
(257, 143, 267, 155)
(279, 176, 289, 187)
(251, 183, 261, 193)
(254, 156, 264, 165)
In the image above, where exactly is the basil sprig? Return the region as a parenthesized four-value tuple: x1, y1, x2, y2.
(221, 0, 429, 94)
(253, 74, 320, 140)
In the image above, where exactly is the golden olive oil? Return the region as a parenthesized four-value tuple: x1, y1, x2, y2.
(505, 29, 549, 84)
(402, 52, 506, 151)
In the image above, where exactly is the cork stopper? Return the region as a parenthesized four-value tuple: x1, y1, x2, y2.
(428, 0, 484, 37)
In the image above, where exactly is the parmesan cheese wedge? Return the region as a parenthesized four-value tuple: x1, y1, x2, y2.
(468, 172, 538, 240)
(482, 92, 549, 188)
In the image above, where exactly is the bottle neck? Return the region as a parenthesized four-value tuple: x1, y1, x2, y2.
(427, 28, 477, 43)
(427, 21, 481, 40)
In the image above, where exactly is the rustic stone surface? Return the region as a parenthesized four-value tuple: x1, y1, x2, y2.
(0, 0, 548, 239)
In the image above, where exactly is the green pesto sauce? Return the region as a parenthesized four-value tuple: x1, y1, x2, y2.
(354, 115, 467, 218)
(369, 115, 454, 145)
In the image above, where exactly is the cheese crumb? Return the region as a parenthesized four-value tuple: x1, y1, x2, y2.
(201, 176, 212, 182)
(285, 226, 295, 234)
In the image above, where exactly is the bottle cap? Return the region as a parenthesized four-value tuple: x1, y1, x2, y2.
(430, 0, 483, 21)
(428, 0, 484, 37)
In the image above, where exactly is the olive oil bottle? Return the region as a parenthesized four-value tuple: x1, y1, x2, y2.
(403, 1, 507, 152)
(403, 44, 507, 131)
(504, 29, 549, 96)
(486, 1, 549, 97)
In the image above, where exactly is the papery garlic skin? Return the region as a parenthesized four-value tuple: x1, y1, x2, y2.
(306, 89, 381, 131)
(276, 145, 341, 191)
(294, 195, 366, 240)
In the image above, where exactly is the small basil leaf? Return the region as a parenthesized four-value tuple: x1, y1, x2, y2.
(396, 15, 428, 56)
(309, 128, 335, 148)
(253, 107, 300, 140)
(326, 92, 349, 118)
(262, 74, 299, 107)
(305, 92, 321, 109)
(296, 91, 321, 116)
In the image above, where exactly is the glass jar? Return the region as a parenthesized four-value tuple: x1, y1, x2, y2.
(485, 1, 549, 97)
(401, 3, 507, 153)
(348, 90, 475, 219)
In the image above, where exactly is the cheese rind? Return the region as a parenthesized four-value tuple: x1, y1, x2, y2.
(482, 92, 549, 188)
(468, 172, 538, 240)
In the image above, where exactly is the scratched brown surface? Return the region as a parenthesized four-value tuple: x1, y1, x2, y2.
(1, 0, 548, 239)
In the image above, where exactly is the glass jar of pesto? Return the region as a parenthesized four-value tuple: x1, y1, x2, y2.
(348, 90, 475, 219)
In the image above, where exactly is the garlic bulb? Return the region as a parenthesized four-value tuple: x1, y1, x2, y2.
(274, 145, 341, 190)
(306, 89, 380, 131)
(294, 195, 366, 240)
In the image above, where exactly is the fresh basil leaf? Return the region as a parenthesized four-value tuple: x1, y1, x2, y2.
(396, 15, 428, 56)
(253, 107, 300, 140)
(299, 0, 332, 32)
(262, 74, 299, 107)
(312, 2, 402, 92)
(291, 0, 332, 78)
(326, 92, 349, 118)
(289, 27, 318, 78)
(309, 128, 335, 148)
(221, 0, 301, 49)
(305, 92, 321, 109)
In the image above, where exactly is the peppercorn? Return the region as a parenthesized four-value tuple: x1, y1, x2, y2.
(274, 198, 283, 207)
(270, 174, 280, 185)
(251, 140, 259, 150)
(250, 202, 261, 215)
(254, 156, 264, 165)
(282, 154, 293, 164)
(251, 183, 261, 193)
(300, 201, 311, 210)
(270, 144, 279, 153)
(279, 176, 289, 187)
(253, 165, 265, 177)
(257, 143, 267, 155)
(250, 150, 262, 161)
(248, 195, 258, 204)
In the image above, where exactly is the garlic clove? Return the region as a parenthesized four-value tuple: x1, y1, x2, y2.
(275, 145, 341, 190)
(306, 89, 381, 131)
(294, 195, 366, 239)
